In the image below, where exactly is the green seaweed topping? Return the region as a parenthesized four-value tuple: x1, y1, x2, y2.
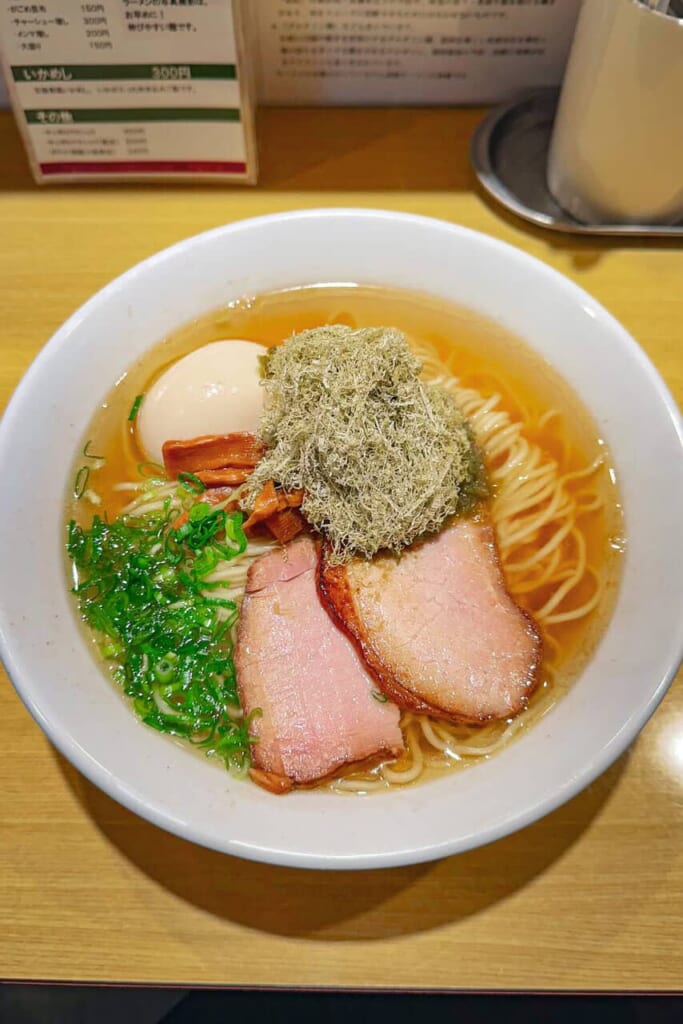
(245, 325, 487, 562)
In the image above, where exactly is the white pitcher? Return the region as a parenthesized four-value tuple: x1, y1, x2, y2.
(547, 0, 683, 225)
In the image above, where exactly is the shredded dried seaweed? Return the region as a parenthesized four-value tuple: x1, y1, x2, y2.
(244, 325, 487, 562)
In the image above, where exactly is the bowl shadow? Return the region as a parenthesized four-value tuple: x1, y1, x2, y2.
(56, 751, 626, 941)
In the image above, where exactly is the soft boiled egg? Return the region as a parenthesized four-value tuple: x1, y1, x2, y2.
(137, 339, 267, 464)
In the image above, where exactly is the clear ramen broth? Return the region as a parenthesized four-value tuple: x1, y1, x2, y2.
(67, 285, 624, 792)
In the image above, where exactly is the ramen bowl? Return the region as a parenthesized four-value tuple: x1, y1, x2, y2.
(1, 209, 681, 869)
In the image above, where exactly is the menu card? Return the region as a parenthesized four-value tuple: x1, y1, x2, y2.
(0, 0, 257, 183)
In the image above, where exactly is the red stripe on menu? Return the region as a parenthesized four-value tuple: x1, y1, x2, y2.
(39, 160, 248, 175)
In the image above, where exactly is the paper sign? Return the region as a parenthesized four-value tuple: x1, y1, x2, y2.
(255, 0, 580, 106)
(0, 0, 256, 182)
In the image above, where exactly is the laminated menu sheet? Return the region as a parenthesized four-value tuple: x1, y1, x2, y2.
(256, 0, 580, 105)
(0, 0, 257, 183)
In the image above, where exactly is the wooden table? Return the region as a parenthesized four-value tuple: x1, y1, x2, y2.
(1, 106, 682, 992)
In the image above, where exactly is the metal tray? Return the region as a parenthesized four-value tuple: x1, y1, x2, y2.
(470, 90, 683, 238)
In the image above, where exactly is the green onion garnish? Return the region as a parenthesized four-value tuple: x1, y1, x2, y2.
(67, 503, 252, 775)
(178, 472, 206, 495)
(73, 465, 89, 499)
(371, 690, 388, 703)
(83, 440, 105, 461)
(137, 461, 166, 480)
(128, 394, 145, 422)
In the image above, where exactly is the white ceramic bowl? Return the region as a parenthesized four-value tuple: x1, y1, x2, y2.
(1, 210, 682, 870)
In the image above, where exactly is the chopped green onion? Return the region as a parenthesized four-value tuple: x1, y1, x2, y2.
(225, 513, 247, 552)
(67, 503, 253, 773)
(154, 655, 178, 684)
(189, 501, 214, 522)
(101, 642, 123, 659)
(128, 394, 145, 422)
(371, 690, 388, 703)
(73, 465, 90, 499)
(83, 439, 105, 461)
(193, 546, 220, 578)
(137, 461, 166, 480)
(178, 472, 206, 495)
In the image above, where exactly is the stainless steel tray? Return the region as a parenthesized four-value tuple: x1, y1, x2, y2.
(470, 90, 683, 238)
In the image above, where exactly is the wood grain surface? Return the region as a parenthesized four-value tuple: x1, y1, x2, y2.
(1, 107, 682, 991)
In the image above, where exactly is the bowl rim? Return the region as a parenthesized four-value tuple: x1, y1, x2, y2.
(1, 207, 682, 870)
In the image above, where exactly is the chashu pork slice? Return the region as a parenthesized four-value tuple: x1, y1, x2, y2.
(236, 535, 404, 788)
(319, 516, 541, 724)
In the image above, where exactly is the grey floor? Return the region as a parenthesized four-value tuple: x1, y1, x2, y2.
(1, 988, 683, 1024)
(0, 986, 184, 1024)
